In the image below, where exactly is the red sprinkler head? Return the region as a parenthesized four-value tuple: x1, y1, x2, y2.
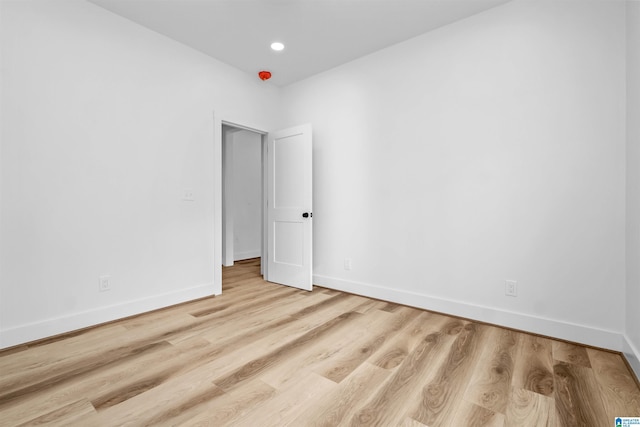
(258, 70, 272, 81)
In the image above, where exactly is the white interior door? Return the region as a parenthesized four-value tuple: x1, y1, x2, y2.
(267, 124, 312, 291)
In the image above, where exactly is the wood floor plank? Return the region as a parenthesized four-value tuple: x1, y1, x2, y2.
(0, 260, 636, 426)
(195, 294, 372, 376)
(95, 313, 337, 418)
(17, 399, 96, 427)
(167, 289, 335, 347)
(81, 338, 234, 426)
(0, 323, 128, 372)
(87, 376, 226, 427)
(230, 372, 336, 427)
(398, 418, 429, 427)
(504, 387, 556, 427)
(349, 316, 455, 426)
(511, 334, 555, 397)
(213, 311, 362, 392)
(552, 341, 591, 368)
(179, 380, 276, 426)
(410, 322, 491, 426)
(157, 295, 373, 394)
(448, 400, 505, 427)
(0, 340, 180, 425)
(0, 324, 131, 392)
(261, 308, 395, 389)
(99, 308, 364, 425)
(313, 306, 423, 384)
(464, 327, 518, 414)
(0, 339, 173, 410)
(193, 291, 336, 345)
(369, 311, 457, 371)
(587, 348, 640, 418)
(553, 361, 609, 426)
(352, 298, 389, 314)
(290, 362, 392, 427)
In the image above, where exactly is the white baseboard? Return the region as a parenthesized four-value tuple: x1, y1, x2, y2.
(0, 283, 216, 349)
(234, 250, 261, 261)
(623, 334, 640, 380)
(314, 274, 624, 352)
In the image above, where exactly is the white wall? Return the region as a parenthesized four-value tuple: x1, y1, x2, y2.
(0, 0, 279, 347)
(281, 0, 627, 350)
(232, 130, 262, 261)
(625, 0, 640, 376)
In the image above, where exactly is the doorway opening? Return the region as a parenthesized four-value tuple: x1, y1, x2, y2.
(221, 123, 268, 287)
(215, 120, 313, 294)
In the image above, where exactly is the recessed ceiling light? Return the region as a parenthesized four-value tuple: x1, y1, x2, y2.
(271, 42, 285, 51)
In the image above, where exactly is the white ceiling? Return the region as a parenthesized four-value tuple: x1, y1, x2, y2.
(88, 0, 511, 86)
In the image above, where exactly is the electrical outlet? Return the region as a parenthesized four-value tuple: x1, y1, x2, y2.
(344, 258, 352, 271)
(182, 189, 195, 201)
(99, 275, 111, 292)
(505, 280, 517, 297)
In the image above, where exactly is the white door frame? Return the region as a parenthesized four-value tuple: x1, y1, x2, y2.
(214, 114, 268, 294)
(221, 125, 237, 267)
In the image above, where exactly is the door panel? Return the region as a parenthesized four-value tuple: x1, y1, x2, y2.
(274, 139, 305, 208)
(267, 124, 312, 291)
(274, 221, 304, 265)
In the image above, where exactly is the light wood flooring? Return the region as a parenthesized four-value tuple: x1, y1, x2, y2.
(1, 258, 639, 426)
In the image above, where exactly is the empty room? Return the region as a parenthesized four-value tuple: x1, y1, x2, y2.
(1, 0, 639, 425)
